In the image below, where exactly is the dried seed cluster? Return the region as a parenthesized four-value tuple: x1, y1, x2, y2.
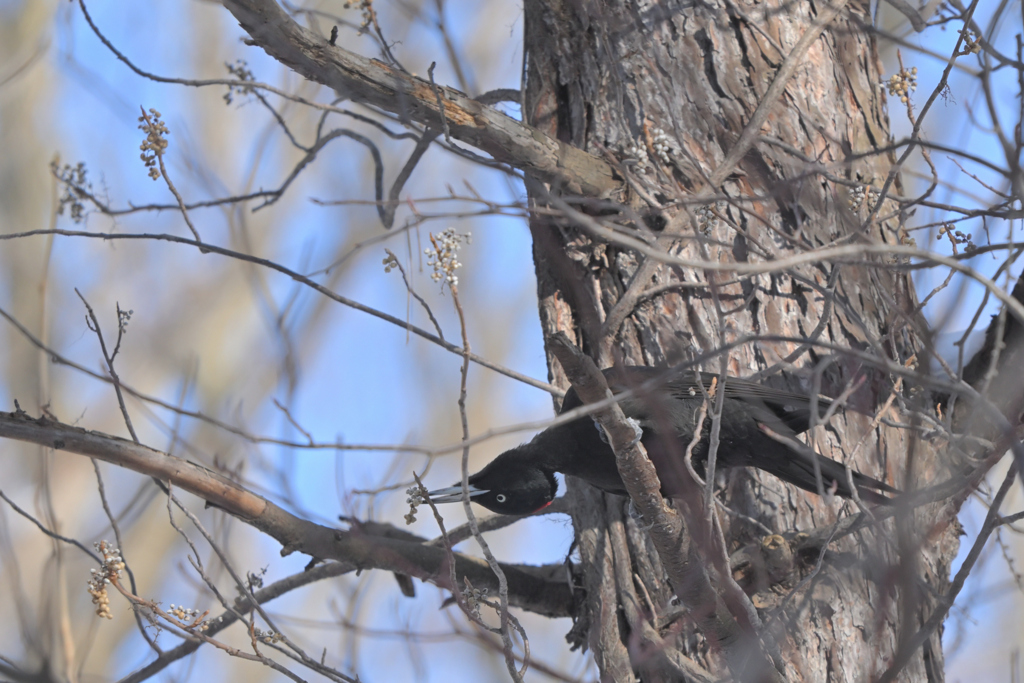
(138, 109, 169, 181)
(957, 29, 982, 56)
(848, 183, 880, 212)
(938, 223, 976, 252)
(343, 0, 375, 35)
(649, 127, 677, 165)
(224, 59, 255, 105)
(253, 626, 283, 644)
(87, 541, 125, 619)
(623, 127, 679, 173)
(118, 306, 134, 334)
(167, 604, 220, 632)
(405, 485, 427, 525)
(624, 137, 651, 174)
(883, 67, 918, 103)
(425, 227, 470, 289)
(461, 580, 489, 619)
(52, 160, 92, 223)
(695, 202, 726, 236)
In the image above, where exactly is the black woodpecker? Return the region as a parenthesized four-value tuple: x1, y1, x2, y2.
(428, 366, 897, 515)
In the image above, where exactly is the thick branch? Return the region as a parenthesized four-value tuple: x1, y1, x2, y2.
(0, 410, 571, 617)
(219, 0, 618, 196)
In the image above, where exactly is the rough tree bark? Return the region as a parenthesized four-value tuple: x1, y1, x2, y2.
(523, 0, 957, 680)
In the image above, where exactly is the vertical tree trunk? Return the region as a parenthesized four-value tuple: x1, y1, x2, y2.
(523, 0, 957, 680)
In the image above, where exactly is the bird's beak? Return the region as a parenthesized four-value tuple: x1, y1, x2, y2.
(427, 485, 488, 504)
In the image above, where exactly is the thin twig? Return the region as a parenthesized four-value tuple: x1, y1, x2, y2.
(384, 248, 445, 341)
(447, 271, 528, 682)
(75, 289, 138, 442)
(0, 490, 100, 562)
(876, 463, 1019, 683)
(137, 107, 203, 247)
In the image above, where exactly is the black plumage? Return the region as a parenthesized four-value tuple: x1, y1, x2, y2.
(428, 367, 898, 515)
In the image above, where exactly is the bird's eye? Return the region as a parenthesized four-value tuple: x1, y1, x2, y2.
(496, 493, 507, 503)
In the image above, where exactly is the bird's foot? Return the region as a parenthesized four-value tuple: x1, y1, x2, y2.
(592, 417, 643, 448)
(627, 499, 655, 531)
(625, 417, 643, 448)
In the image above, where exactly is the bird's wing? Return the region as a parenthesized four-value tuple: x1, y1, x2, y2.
(559, 367, 834, 433)
(662, 372, 833, 433)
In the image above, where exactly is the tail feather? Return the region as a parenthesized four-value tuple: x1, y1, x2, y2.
(768, 447, 898, 505)
(756, 422, 898, 504)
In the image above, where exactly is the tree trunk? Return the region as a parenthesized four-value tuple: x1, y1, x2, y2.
(523, 0, 957, 680)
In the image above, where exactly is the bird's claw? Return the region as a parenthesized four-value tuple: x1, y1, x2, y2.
(625, 417, 643, 448)
(627, 499, 655, 531)
(592, 417, 644, 449)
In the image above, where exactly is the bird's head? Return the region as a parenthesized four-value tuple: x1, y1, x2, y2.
(427, 447, 558, 515)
